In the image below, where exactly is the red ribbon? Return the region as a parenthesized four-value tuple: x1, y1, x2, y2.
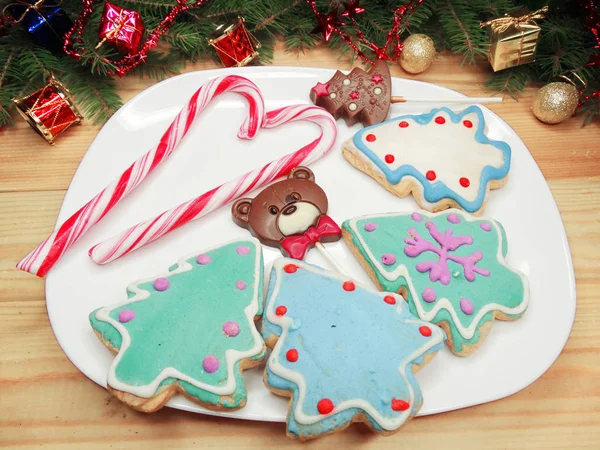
(281, 215, 341, 260)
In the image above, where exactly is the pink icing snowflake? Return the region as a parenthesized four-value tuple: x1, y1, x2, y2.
(404, 221, 490, 285)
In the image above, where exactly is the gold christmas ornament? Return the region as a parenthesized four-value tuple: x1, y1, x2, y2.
(400, 34, 436, 74)
(532, 82, 579, 124)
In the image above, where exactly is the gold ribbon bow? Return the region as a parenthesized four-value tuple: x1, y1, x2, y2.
(2, 0, 59, 24)
(480, 6, 549, 34)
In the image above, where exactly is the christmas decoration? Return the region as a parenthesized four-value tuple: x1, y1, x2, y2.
(305, 0, 425, 64)
(3, 0, 73, 53)
(96, 1, 144, 55)
(64, 0, 209, 77)
(208, 17, 260, 67)
(340, 0, 364, 19)
(1, 1, 599, 128)
(399, 33, 436, 74)
(532, 81, 580, 124)
(12, 75, 82, 144)
(480, 7, 548, 72)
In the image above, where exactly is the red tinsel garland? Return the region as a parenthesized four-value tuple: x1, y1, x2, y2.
(306, 0, 424, 65)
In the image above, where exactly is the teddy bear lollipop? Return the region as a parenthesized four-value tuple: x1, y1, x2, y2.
(231, 167, 347, 274)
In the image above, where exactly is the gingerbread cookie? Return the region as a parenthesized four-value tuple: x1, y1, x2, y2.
(309, 60, 392, 127)
(342, 210, 529, 356)
(342, 106, 511, 215)
(262, 258, 445, 439)
(231, 167, 341, 259)
(89, 239, 266, 412)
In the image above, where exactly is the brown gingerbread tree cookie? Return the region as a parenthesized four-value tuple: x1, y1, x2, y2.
(309, 60, 392, 126)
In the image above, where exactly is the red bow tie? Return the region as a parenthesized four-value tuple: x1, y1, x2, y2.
(280, 215, 341, 260)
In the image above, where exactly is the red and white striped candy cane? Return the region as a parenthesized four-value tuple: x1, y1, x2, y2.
(17, 75, 266, 277)
(88, 104, 337, 265)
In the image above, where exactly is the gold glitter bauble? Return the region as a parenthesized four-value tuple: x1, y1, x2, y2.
(532, 82, 579, 124)
(400, 34, 436, 74)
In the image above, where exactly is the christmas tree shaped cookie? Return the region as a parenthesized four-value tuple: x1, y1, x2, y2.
(342, 210, 529, 355)
(262, 258, 445, 440)
(89, 239, 266, 412)
(310, 60, 392, 126)
(342, 106, 511, 215)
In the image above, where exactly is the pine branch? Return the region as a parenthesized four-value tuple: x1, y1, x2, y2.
(439, 0, 489, 64)
(485, 66, 532, 100)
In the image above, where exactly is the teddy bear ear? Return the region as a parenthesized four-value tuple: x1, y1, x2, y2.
(231, 198, 252, 227)
(288, 166, 315, 182)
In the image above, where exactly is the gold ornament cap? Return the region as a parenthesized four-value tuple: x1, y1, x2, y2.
(400, 34, 436, 74)
(532, 82, 579, 124)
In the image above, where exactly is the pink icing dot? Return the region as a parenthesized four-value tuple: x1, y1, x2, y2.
(235, 280, 247, 290)
(381, 254, 397, 265)
(203, 355, 219, 373)
(196, 254, 211, 265)
(118, 309, 135, 323)
(447, 213, 460, 224)
(223, 321, 241, 337)
(236, 245, 250, 255)
(460, 298, 474, 315)
(480, 222, 492, 232)
(364, 222, 377, 232)
(411, 212, 422, 222)
(153, 277, 170, 291)
(422, 288, 436, 303)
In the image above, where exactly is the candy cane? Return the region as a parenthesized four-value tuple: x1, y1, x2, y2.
(88, 105, 338, 265)
(17, 75, 267, 277)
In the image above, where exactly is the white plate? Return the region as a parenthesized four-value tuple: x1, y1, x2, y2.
(45, 66, 576, 422)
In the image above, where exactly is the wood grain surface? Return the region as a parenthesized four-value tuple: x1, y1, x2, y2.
(1, 45, 599, 449)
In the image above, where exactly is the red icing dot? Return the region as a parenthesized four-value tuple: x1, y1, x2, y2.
(284, 264, 298, 273)
(391, 398, 410, 411)
(399, 121, 409, 128)
(434, 116, 446, 124)
(275, 306, 287, 316)
(286, 349, 299, 362)
(419, 326, 432, 337)
(317, 398, 335, 414)
(384, 154, 395, 164)
(426, 170, 436, 181)
(384, 295, 396, 305)
(463, 120, 473, 128)
(343, 281, 355, 291)
(460, 177, 470, 188)
(366, 134, 376, 142)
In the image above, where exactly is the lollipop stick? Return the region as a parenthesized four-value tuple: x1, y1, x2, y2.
(391, 96, 503, 104)
(314, 242, 349, 276)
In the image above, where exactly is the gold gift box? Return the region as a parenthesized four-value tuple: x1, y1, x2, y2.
(481, 7, 548, 72)
(488, 23, 540, 71)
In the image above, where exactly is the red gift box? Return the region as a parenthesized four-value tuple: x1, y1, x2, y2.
(97, 1, 144, 55)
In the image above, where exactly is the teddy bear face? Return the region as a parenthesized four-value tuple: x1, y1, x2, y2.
(232, 167, 329, 248)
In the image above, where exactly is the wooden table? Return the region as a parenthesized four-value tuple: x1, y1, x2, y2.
(1, 46, 599, 449)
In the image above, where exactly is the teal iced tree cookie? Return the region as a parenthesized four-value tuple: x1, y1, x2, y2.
(342, 210, 528, 356)
(262, 258, 445, 440)
(89, 239, 266, 412)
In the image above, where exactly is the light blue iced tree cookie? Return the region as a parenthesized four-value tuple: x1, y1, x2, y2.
(89, 239, 266, 412)
(262, 258, 445, 440)
(342, 210, 529, 356)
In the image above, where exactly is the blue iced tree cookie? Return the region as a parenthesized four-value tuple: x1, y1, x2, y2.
(342, 210, 529, 356)
(89, 239, 266, 412)
(262, 258, 445, 440)
(342, 106, 511, 215)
